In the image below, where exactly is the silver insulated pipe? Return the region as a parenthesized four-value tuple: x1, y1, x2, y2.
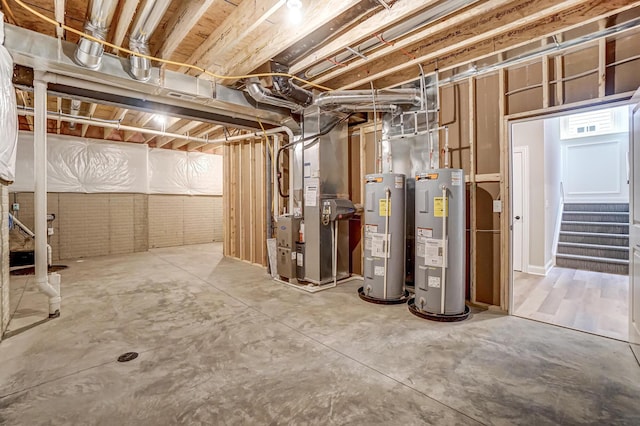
(246, 81, 302, 111)
(74, 0, 119, 69)
(128, 0, 172, 81)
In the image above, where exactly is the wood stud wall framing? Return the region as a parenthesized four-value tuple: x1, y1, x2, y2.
(221, 28, 640, 309)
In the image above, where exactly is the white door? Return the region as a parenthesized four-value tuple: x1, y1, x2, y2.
(630, 94, 640, 344)
(513, 148, 526, 272)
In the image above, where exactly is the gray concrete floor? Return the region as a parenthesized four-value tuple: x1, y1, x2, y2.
(1, 243, 639, 425)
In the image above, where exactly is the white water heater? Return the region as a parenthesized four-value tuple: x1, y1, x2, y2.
(413, 168, 467, 317)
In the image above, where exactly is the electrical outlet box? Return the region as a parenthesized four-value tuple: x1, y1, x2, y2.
(492, 200, 502, 213)
(12, 203, 19, 211)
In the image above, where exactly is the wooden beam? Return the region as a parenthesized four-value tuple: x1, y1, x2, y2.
(316, 0, 639, 90)
(56, 97, 62, 134)
(169, 121, 203, 149)
(555, 35, 564, 106)
(224, 141, 230, 256)
(598, 20, 607, 98)
(498, 68, 507, 310)
(81, 103, 98, 137)
(469, 77, 477, 306)
(250, 139, 255, 264)
(18, 91, 33, 131)
(156, 0, 218, 60)
(290, 0, 440, 75)
(111, 0, 141, 53)
(179, 0, 285, 74)
(54, 0, 65, 39)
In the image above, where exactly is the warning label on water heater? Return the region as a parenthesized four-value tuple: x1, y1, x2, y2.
(451, 170, 462, 186)
(428, 276, 441, 288)
(371, 233, 391, 258)
(395, 176, 404, 189)
(374, 266, 385, 277)
(434, 197, 449, 217)
(364, 225, 378, 251)
(417, 227, 433, 238)
(379, 199, 391, 217)
(424, 238, 448, 267)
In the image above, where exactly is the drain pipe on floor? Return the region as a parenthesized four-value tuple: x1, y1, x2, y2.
(34, 76, 60, 318)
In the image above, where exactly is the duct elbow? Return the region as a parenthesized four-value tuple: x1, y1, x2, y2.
(271, 62, 314, 108)
(129, 41, 152, 81)
(246, 81, 301, 111)
(74, 0, 119, 69)
(75, 37, 105, 69)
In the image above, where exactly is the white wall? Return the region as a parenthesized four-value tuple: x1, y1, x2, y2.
(544, 118, 562, 266)
(513, 120, 546, 272)
(560, 131, 629, 203)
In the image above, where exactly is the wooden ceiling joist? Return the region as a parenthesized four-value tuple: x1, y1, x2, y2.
(289, 0, 441, 75)
(180, 0, 285, 75)
(155, 0, 218, 60)
(110, 0, 141, 53)
(315, 0, 640, 90)
(80, 103, 98, 137)
(214, 0, 365, 85)
(368, 0, 640, 90)
(54, 0, 65, 38)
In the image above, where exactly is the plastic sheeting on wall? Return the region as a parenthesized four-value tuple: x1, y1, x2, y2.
(12, 132, 223, 195)
(148, 149, 222, 195)
(0, 13, 18, 183)
(13, 133, 148, 193)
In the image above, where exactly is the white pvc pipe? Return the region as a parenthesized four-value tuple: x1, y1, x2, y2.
(332, 221, 337, 287)
(272, 134, 280, 217)
(444, 127, 450, 169)
(429, 132, 434, 170)
(34, 78, 61, 317)
(17, 108, 294, 148)
(383, 187, 390, 300)
(440, 184, 447, 315)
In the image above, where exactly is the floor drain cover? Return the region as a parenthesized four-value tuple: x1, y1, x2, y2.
(117, 352, 139, 362)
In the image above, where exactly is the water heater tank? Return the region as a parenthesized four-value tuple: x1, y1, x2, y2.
(413, 168, 468, 318)
(360, 173, 407, 303)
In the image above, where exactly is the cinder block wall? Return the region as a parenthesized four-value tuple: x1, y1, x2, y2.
(9, 193, 222, 260)
(148, 195, 223, 248)
(1, 184, 9, 339)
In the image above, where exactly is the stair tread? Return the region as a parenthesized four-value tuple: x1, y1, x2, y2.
(561, 221, 628, 226)
(556, 253, 629, 265)
(559, 231, 629, 238)
(557, 242, 629, 251)
(563, 211, 629, 215)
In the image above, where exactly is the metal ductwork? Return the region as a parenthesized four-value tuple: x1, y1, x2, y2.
(271, 62, 314, 108)
(314, 89, 422, 110)
(128, 0, 172, 81)
(246, 81, 302, 111)
(74, 0, 119, 69)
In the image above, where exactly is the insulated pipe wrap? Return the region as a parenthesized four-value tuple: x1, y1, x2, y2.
(128, 0, 172, 81)
(74, 0, 119, 69)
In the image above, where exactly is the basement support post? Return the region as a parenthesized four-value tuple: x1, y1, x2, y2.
(34, 75, 61, 317)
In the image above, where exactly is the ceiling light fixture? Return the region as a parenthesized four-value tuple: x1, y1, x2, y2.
(286, 0, 302, 10)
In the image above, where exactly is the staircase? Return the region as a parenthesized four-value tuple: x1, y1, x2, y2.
(556, 203, 629, 275)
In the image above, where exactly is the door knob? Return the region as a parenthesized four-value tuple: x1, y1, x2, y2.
(515, 216, 521, 220)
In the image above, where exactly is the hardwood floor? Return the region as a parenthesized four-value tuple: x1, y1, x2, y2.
(513, 267, 629, 341)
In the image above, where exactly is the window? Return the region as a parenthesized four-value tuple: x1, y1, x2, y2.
(560, 106, 629, 140)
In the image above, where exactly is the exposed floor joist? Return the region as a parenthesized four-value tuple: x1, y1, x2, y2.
(110, 0, 140, 54)
(155, 0, 218, 60)
(313, 0, 640, 90)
